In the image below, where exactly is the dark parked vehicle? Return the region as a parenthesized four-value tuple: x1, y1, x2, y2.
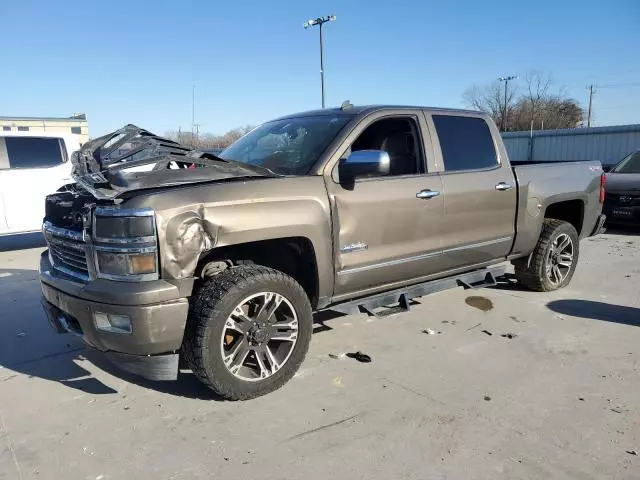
(603, 150, 640, 227)
(39, 106, 605, 400)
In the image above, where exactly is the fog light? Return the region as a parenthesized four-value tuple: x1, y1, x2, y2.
(94, 312, 132, 334)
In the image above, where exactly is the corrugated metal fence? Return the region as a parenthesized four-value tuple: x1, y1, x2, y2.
(502, 124, 640, 166)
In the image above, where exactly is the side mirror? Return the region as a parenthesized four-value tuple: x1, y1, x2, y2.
(602, 165, 611, 173)
(339, 150, 390, 182)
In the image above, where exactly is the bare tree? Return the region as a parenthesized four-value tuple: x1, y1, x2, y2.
(463, 72, 583, 131)
(463, 81, 518, 131)
(164, 125, 255, 150)
(524, 71, 552, 131)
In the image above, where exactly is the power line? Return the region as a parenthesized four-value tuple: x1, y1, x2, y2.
(587, 85, 595, 127)
(597, 82, 640, 89)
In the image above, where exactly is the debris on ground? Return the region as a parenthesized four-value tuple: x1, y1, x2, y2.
(466, 322, 482, 331)
(16, 332, 26, 337)
(626, 450, 638, 456)
(481, 330, 493, 336)
(501, 333, 518, 339)
(328, 352, 346, 360)
(578, 397, 585, 401)
(346, 351, 372, 363)
(484, 395, 491, 401)
(509, 315, 520, 322)
(422, 329, 441, 335)
(610, 407, 623, 414)
(465, 296, 494, 312)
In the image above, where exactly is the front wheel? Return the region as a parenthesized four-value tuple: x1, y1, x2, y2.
(514, 219, 579, 292)
(183, 266, 313, 400)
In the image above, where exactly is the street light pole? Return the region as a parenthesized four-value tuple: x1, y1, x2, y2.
(304, 15, 336, 109)
(498, 75, 517, 131)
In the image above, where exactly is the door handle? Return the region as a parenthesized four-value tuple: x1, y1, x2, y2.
(495, 182, 513, 191)
(416, 189, 440, 199)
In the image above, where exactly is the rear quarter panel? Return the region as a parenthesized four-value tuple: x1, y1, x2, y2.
(511, 161, 602, 256)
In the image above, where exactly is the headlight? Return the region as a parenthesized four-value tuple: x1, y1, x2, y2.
(92, 207, 158, 281)
(94, 216, 155, 240)
(96, 250, 157, 276)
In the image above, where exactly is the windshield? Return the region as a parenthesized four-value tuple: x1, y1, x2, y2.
(612, 151, 640, 174)
(219, 115, 350, 175)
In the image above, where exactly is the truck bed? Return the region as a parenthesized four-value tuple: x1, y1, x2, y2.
(510, 160, 603, 257)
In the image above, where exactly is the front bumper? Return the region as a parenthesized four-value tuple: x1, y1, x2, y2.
(603, 202, 640, 226)
(39, 251, 190, 381)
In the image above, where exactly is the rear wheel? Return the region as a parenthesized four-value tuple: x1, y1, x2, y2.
(514, 219, 579, 292)
(183, 265, 312, 400)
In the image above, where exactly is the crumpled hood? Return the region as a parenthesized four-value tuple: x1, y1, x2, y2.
(605, 173, 640, 193)
(70, 124, 276, 199)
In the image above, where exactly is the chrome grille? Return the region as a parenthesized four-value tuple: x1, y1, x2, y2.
(43, 222, 89, 281)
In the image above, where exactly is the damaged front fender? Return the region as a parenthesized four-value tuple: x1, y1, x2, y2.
(162, 211, 217, 279)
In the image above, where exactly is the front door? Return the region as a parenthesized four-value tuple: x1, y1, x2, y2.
(324, 112, 446, 298)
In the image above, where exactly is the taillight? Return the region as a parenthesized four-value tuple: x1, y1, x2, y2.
(599, 173, 606, 204)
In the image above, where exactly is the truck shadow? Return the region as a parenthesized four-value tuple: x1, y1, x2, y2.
(547, 299, 640, 327)
(602, 225, 640, 236)
(0, 267, 345, 401)
(0, 267, 118, 395)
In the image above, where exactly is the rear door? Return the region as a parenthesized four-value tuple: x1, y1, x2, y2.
(0, 136, 73, 233)
(427, 112, 517, 270)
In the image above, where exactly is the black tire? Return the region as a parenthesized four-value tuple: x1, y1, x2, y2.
(514, 219, 579, 292)
(183, 265, 312, 400)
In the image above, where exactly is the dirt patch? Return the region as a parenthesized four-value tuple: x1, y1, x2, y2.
(465, 296, 493, 312)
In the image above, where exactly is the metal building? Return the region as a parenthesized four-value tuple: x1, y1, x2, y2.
(0, 114, 89, 145)
(502, 124, 640, 166)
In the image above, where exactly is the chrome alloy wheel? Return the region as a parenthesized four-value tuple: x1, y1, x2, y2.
(545, 233, 574, 286)
(220, 292, 299, 382)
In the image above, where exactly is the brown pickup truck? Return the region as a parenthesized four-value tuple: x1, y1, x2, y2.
(39, 105, 606, 399)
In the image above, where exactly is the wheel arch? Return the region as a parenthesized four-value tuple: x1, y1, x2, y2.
(195, 236, 321, 308)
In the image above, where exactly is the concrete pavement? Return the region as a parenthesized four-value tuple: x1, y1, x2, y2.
(0, 231, 638, 479)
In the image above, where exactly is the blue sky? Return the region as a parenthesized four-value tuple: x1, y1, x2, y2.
(3, 0, 639, 137)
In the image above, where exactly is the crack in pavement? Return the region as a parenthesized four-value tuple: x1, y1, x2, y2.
(0, 409, 23, 480)
(283, 413, 361, 442)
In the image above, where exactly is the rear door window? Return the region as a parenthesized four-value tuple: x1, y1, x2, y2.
(2, 137, 66, 169)
(432, 115, 498, 172)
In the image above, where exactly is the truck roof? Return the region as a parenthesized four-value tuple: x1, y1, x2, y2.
(274, 104, 483, 121)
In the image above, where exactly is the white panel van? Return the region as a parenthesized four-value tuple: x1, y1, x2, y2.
(0, 131, 81, 235)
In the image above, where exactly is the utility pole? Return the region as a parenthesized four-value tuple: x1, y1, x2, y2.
(587, 84, 595, 127)
(498, 75, 517, 131)
(191, 85, 196, 143)
(304, 15, 336, 109)
(193, 124, 200, 149)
